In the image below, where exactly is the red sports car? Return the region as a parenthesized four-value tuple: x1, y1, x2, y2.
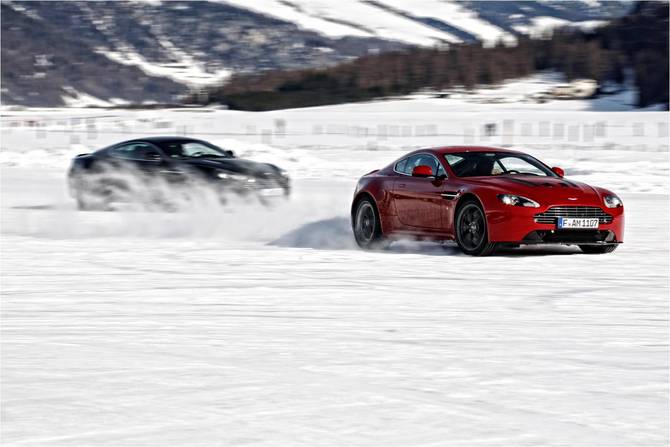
(351, 146, 624, 256)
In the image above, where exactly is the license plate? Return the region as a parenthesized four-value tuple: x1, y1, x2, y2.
(259, 188, 284, 197)
(557, 217, 599, 229)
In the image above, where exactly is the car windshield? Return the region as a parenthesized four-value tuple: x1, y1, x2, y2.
(157, 140, 231, 159)
(444, 152, 556, 177)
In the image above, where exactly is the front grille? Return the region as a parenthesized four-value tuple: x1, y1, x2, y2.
(523, 230, 617, 244)
(534, 206, 613, 224)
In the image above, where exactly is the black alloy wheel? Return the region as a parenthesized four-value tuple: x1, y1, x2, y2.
(455, 201, 498, 256)
(353, 198, 385, 249)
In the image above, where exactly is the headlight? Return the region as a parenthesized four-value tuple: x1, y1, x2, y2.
(217, 171, 255, 183)
(497, 194, 540, 208)
(604, 194, 623, 208)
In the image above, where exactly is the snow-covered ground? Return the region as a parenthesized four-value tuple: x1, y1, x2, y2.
(1, 97, 669, 445)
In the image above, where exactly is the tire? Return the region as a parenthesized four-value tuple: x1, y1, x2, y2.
(353, 197, 386, 250)
(76, 194, 93, 211)
(579, 244, 618, 254)
(76, 193, 110, 211)
(455, 200, 498, 256)
(75, 185, 112, 211)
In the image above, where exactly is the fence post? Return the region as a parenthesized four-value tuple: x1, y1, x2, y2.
(502, 119, 514, 146)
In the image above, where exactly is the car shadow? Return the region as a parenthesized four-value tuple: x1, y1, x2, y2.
(268, 217, 358, 250)
(11, 204, 59, 210)
(494, 245, 580, 257)
(269, 217, 582, 257)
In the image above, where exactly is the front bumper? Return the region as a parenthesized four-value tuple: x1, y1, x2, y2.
(487, 204, 624, 244)
(218, 176, 290, 198)
(520, 229, 620, 245)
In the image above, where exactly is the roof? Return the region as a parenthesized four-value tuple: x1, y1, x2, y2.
(124, 136, 202, 143)
(433, 146, 522, 154)
(95, 136, 216, 155)
(398, 146, 523, 158)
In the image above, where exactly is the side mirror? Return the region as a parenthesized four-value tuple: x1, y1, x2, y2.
(145, 152, 162, 161)
(225, 150, 235, 158)
(551, 166, 565, 178)
(412, 165, 434, 178)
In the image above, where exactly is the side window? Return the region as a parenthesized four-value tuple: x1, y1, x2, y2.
(394, 158, 408, 174)
(399, 154, 444, 176)
(109, 143, 160, 160)
(407, 154, 439, 176)
(404, 155, 423, 174)
(181, 142, 223, 157)
(420, 155, 439, 176)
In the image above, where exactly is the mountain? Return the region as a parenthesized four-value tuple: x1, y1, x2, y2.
(222, 0, 632, 46)
(0, 0, 632, 107)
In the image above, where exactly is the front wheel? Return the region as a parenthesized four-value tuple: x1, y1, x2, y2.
(579, 244, 618, 254)
(353, 198, 386, 249)
(455, 201, 498, 256)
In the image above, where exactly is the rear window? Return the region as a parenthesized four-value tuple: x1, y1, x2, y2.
(445, 154, 464, 166)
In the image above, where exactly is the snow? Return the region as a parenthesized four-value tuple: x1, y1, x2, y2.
(79, 1, 231, 88)
(514, 16, 607, 38)
(3, 0, 43, 21)
(220, 0, 461, 46)
(61, 89, 114, 108)
(97, 47, 231, 87)
(217, 0, 609, 47)
(1, 92, 669, 445)
(4, 74, 666, 186)
(127, 0, 163, 4)
(375, 0, 517, 46)
(218, 0, 373, 39)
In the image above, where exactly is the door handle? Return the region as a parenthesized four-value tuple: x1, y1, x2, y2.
(397, 183, 406, 188)
(440, 191, 460, 200)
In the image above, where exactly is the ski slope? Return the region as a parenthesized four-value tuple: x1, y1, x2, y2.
(218, 0, 613, 47)
(1, 97, 669, 445)
(220, 0, 462, 46)
(375, 0, 516, 45)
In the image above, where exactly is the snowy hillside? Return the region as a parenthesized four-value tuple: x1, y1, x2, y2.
(222, 0, 628, 47)
(1, 0, 631, 106)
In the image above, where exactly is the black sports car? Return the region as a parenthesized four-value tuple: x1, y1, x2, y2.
(68, 137, 290, 210)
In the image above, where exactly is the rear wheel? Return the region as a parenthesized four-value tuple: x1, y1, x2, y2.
(579, 244, 618, 254)
(455, 201, 498, 256)
(76, 191, 110, 211)
(74, 179, 113, 211)
(353, 198, 386, 249)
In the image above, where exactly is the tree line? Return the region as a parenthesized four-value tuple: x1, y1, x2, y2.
(187, 1, 668, 111)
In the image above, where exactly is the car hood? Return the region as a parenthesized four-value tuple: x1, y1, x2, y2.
(465, 175, 602, 203)
(181, 158, 279, 177)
